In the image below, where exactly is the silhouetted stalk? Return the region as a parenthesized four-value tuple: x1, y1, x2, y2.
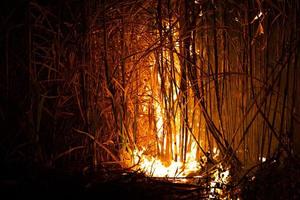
(212, 1, 224, 140)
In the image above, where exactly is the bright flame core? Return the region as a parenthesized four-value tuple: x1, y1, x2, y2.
(132, 145, 202, 178)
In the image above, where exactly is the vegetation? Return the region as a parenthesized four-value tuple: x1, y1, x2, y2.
(1, 0, 300, 197)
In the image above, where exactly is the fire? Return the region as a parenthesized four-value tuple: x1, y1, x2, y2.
(120, 19, 231, 198)
(130, 145, 228, 180)
(132, 144, 202, 178)
(133, 148, 184, 177)
(127, 146, 231, 199)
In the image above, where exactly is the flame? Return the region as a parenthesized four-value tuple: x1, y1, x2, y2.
(132, 143, 202, 178)
(130, 144, 226, 179)
(128, 145, 231, 199)
(133, 148, 184, 177)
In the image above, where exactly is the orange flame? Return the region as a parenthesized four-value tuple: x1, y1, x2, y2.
(132, 144, 202, 178)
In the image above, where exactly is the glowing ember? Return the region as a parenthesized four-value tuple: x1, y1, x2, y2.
(209, 164, 231, 198)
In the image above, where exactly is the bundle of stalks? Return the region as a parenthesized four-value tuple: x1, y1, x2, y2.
(1, 1, 299, 198)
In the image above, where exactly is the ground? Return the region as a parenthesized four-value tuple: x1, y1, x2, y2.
(1, 157, 300, 199)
